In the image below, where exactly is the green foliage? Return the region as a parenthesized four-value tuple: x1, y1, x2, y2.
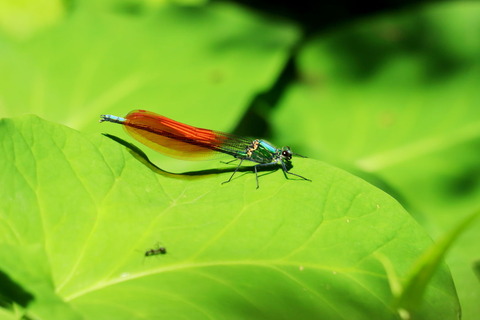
(394, 210, 480, 319)
(0, 115, 457, 319)
(0, 0, 65, 39)
(0, 1, 297, 135)
(0, 0, 297, 174)
(275, 2, 480, 319)
(0, 0, 478, 319)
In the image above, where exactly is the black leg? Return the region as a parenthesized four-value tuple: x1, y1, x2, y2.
(252, 162, 278, 189)
(222, 159, 244, 185)
(281, 160, 311, 182)
(222, 160, 311, 188)
(220, 158, 239, 165)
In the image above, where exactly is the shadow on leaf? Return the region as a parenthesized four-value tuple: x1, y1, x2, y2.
(102, 133, 285, 181)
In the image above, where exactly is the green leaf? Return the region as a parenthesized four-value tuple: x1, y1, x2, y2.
(0, 306, 21, 320)
(0, 0, 65, 40)
(0, 115, 458, 319)
(395, 209, 480, 319)
(0, 1, 298, 172)
(274, 2, 480, 318)
(474, 260, 480, 282)
(0, 244, 81, 319)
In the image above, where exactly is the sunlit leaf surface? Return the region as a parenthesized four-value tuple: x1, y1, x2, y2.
(0, 115, 458, 319)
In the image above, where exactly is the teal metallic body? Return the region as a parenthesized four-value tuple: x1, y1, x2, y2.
(224, 139, 311, 189)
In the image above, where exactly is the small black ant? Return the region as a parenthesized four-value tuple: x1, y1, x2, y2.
(144, 244, 167, 257)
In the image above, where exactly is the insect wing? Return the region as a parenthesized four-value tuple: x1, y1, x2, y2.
(124, 110, 226, 160)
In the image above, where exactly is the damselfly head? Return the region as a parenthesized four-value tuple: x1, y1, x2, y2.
(281, 147, 293, 160)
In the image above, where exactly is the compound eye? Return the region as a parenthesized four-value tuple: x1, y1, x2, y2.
(282, 150, 292, 160)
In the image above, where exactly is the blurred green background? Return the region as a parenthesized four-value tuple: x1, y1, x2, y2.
(1, 0, 479, 319)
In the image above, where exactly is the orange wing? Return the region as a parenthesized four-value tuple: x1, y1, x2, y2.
(124, 110, 229, 160)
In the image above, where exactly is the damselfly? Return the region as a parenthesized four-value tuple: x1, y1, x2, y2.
(100, 110, 311, 188)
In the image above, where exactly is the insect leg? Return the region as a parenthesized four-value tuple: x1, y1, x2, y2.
(222, 159, 244, 185)
(220, 158, 240, 165)
(281, 160, 311, 181)
(252, 162, 278, 189)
